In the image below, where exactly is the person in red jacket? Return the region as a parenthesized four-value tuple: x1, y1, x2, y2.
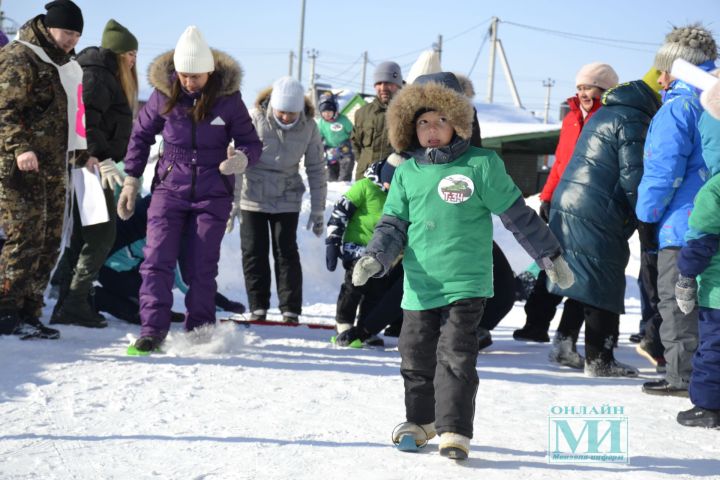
(513, 63, 618, 358)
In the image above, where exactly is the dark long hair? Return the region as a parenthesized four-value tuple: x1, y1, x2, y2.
(162, 71, 222, 123)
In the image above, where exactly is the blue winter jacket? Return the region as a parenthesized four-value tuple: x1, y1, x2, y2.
(636, 60, 715, 248)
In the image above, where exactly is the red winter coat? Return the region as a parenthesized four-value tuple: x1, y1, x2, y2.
(539, 96, 601, 202)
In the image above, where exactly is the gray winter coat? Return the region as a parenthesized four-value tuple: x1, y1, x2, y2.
(239, 88, 327, 214)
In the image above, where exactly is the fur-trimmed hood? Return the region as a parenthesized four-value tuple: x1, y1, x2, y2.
(254, 86, 315, 117)
(454, 73, 476, 99)
(148, 49, 243, 97)
(387, 81, 474, 152)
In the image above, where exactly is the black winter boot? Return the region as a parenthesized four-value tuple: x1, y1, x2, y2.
(677, 406, 720, 428)
(51, 294, 108, 328)
(0, 310, 21, 335)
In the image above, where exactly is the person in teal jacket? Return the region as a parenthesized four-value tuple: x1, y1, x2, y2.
(636, 23, 717, 397)
(317, 93, 354, 182)
(351, 72, 573, 460)
(675, 78, 720, 428)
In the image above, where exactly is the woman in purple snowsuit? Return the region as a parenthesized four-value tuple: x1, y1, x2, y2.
(117, 26, 261, 352)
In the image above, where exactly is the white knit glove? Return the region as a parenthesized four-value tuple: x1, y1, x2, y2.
(117, 176, 140, 220)
(226, 203, 241, 234)
(352, 256, 382, 286)
(545, 255, 575, 289)
(219, 145, 248, 175)
(98, 159, 124, 189)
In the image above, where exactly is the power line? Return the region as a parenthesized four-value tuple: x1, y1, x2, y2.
(467, 30, 490, 77)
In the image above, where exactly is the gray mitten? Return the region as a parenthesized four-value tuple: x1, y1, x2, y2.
(675, 274, 697, 314)
(352, 256, 382, 286)
(306, 211, 325, 238)
(545, 255, 575, 289)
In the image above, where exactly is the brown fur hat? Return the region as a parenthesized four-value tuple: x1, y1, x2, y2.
(387, 80, 474, 152)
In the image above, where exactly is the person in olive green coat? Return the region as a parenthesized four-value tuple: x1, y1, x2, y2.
(351, 61, 403, 180)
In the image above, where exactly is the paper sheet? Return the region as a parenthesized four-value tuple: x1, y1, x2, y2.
(71, 167, 109, 226)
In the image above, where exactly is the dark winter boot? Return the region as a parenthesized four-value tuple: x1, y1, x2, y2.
(0, 310, 21, 335)
(548, 331, 584, 369)
(335, 326, 370, 347)
(133, 336, 163, 353)
(512, 325, 550, 343)
(50, 293, 108, 328)
(677, 406, 720, 428)
(584, 336, 638, 378)
(249, 309, 267, 321)
(282, 312, 299, 324)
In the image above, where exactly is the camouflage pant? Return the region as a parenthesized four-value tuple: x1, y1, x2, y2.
(0, 165, 66, 314)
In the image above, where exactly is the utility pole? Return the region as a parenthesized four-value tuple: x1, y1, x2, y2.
(360, 51, 368, 95)
(486, 16, 498, 103)
(308, 49, 318, 108)
(288, 50, 295, 77)
(435, 34, 443, 63)
(297, 0, 306, 82)
(543, 78, 555, 124)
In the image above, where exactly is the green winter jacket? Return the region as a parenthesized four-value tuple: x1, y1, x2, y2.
(351, 98, 393, 180)
(318, 113, 353, 148)
(343, 177, 387, 246)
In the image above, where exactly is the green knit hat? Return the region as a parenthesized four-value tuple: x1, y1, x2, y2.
(101, 19, 138, 54)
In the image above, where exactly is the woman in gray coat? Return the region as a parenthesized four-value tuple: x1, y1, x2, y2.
(228, 76, 326, 322)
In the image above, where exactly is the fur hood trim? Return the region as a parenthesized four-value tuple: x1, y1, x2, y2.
(254, 86, 315, 117)
(454, 73, 476, 99)
(387, 82, 474, 152)
(148, 48, 243, 97)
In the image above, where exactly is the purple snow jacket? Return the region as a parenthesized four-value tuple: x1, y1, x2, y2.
(124, 49, 261, 199)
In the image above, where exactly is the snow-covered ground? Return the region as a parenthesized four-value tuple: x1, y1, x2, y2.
(1, 179, 719, 480)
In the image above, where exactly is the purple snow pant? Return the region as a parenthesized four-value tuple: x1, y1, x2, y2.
(139, 190, 231, 339)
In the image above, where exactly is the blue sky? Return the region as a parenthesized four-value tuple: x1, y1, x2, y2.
(3, 0, 719, 119)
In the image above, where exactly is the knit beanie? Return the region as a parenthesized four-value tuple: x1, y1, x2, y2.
(173, 26, 214, 74)
(270, 76, 305, 113)
(318, 92, 338, 113)
(575, 62, 619, 90)
(654, 23, 718, 72)
(101, 19, 138, 54)
(374, 61, 403, 87)
(406, 50, 441, 84)
(43, 0, 83, 34)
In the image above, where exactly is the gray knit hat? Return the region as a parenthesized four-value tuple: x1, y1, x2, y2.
(654, 23, 718, 72)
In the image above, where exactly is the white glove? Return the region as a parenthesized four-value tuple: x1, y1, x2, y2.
(545, 255, 575, 289)
(675, 275, 697, 314)
(117, 176, 140, 220)
(306, 211, 325, 238)
(226, 203, 241, 234)
(219, 145, 248, 175)
(98, 159, 124, 189)
(352, 256, 382, 286)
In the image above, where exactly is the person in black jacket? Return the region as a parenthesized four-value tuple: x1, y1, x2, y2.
(51, 19, 138, 328)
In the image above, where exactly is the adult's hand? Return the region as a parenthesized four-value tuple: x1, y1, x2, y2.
(16, 151, 39, 172)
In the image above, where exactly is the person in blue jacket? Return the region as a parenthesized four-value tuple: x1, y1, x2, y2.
(675, 78, 720, 428)
(636, 24, 717, 397)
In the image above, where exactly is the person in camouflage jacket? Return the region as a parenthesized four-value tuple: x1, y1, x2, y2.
(0, 1, 88, 339)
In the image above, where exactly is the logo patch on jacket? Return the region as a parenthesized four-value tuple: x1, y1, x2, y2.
(437, 175, 474, 204)
(210, 116, 226, 126)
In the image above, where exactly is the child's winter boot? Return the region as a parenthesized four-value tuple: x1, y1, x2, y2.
(439, 432, 470, 460)
(392, 421, 436, 448)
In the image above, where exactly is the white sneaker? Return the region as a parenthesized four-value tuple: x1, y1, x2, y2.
(392, 422, 436, 447)
(439, 432, 470, 460)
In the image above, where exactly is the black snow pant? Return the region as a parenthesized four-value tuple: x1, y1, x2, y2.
(638, 250, 664, 357)
(523, 270, 563, 331)
(556, 298, 619, 362)
(327, 156, 354, 182)
(95, 267, 142, 323)
(480, 242, 516, 330)
(336, 262, 403, 332)
(240, 210, 302, 315)
(400, 297, 486, 439)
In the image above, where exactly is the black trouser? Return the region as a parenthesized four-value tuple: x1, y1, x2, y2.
(480, 242, 516, 330)
(336, 262, 403, 332)
(400, 297, 486, 439)
(554, 297, 619, 362)
(523, 270, 563, 331)
(95, 267, 142, 323)
(638, 250, 664, 357)
(240, 210, 302, 315)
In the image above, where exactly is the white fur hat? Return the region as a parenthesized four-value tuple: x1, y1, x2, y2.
(270, 76, 305, 113)
(173, 26, 214, 74)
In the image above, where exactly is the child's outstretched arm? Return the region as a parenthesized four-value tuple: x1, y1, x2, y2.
(352, 214, 408, 286)
(498, 196, 574, 288)
(325, 196, 357, 271)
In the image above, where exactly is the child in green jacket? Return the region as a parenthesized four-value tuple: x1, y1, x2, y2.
(317, 93, 354, 181)
(352, 72, 574, 460)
